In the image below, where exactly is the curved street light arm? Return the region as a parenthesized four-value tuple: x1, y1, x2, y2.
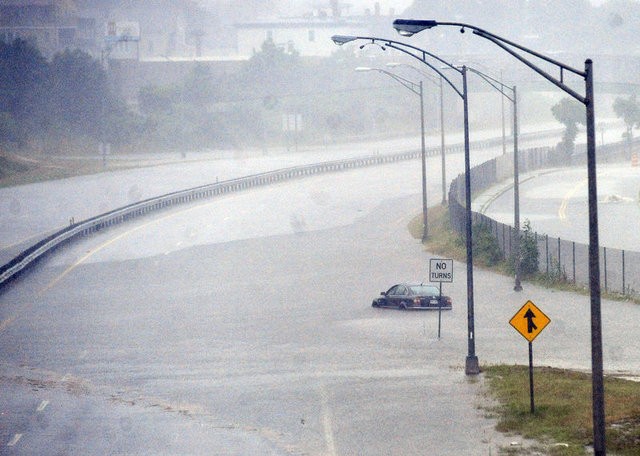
(331, 34, 464, 99)
(384, 42, 463, 99)
(370, 68, 421, 95)
(393, 20, 585, 76)
(473, 31, 586, 104)
(393, 20, 588, 104)
(466, 66, 514, 103)
(389, 63, 441, 86)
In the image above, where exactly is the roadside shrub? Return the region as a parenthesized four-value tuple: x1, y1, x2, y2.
(471, 223, 503, 266)
(518, 219, 539, 276)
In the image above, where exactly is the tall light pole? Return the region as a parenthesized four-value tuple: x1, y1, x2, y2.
(332, 34, 480, 375)
(392, 18, 605, 454)
(387, 63, 448, 205)
(464, 67, 522, 292)
(355, 67, 429, 240)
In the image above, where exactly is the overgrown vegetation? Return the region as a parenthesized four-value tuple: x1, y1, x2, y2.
(516, 219, 540, 277)
(409, 205, 640, 304)
(484, 365, 640, 456)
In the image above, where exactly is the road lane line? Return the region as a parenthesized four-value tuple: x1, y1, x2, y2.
(319, 384, 337, 456)
(7, 433, 22, 446)
(38, 199, 220, 295)
(36, 400, 49, 412)
(558, 179, 586, 221)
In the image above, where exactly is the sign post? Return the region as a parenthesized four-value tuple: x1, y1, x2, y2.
(509, 300, 550, 413)
(429, 258, 453, 338)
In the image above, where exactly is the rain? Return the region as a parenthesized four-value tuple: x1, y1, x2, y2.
(1, 1, 640, 454)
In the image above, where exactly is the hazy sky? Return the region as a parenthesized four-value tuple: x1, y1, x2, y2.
(218, 1, 621, 18)
(334, 0, 413, 14)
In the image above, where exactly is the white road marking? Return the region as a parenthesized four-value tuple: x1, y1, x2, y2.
(320, 384, 337, 456)
(558, 179, 586, 221)
(7, 434, 22, 446)
(36, 400, 49, 412)
(39, 199, 218, 294)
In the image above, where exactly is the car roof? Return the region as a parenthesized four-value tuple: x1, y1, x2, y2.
(403, 282, 437, 287)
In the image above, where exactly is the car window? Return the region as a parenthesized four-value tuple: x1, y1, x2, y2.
(409, 285, 440, 296)
(387, 285, 400, 295)
(397, 285, 408, 295)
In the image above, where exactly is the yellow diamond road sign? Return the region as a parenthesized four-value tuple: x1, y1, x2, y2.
(509, 300, 550, 342)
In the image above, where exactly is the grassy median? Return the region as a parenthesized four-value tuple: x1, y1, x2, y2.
(410, 206, 640, 454)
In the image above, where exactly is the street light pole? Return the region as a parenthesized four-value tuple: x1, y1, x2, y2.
(332, 34, 480, 375)
(461, 65, 479, 374)
(584, 60, 605, 455)
(355, 67, 429, 240)
(513, 85, 522, 292)
(439, 76, 446, 204)
(388, 63, 447, 205)
(464, 66, 522, 291)
(392, 18, 605, 454)
(419, 80, 428, 239)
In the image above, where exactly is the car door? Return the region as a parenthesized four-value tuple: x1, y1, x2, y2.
(389, 285, 408, 308)
(381, 285, 401, 308)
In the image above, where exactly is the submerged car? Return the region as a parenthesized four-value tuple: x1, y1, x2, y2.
(372, 283, 452, 310)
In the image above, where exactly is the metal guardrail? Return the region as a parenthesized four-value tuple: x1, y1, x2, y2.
(0, 128, 569, 290)
(0, 137, 502, 289)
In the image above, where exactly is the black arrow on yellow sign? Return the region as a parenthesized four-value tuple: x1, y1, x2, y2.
(524, 308, 538, 333)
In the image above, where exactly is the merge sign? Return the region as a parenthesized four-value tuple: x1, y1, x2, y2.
(429, 258, 453, 283)
(509, 300, 550, 342)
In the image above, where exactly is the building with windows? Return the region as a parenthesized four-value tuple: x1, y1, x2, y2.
(233, 2, 398, 58)
(0, 0, 97, 57)
(234, 16, 368, 57)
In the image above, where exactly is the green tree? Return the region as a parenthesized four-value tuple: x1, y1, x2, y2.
(239, 38, 303, 98)
(551, 97, 585, 162)
(613, 93, 640, 143)
(182, 63, 217, 108)
(0, 39, 48, 145)
(47, 49, 111, 140)
(138, 84, 177, 116)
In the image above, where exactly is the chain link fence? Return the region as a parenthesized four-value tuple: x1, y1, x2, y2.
(449, 139, 640, 297)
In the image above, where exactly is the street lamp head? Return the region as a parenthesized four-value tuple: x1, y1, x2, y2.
(355, 67, 373, 72)
(393, 19, 438, 37)
(331, 35, 358, 45)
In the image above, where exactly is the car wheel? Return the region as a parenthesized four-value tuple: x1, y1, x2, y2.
(399, 302, 407, 310)
(372, 300, 379, 308)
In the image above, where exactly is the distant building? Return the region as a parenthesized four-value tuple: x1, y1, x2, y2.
(0, 0, 98, 57)
(234, 16, 368, 58)
(233, 2, 398, 58)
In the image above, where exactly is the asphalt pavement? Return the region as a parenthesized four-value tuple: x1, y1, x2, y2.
(1, 123, 638, 455)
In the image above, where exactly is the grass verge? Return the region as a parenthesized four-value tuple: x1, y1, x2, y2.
(484, 365, 640, 455)
(0, 150, 181, 188)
